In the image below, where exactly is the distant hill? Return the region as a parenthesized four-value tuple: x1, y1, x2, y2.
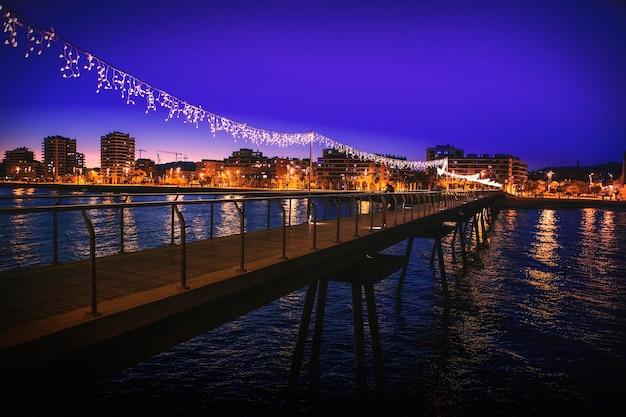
(155, 161, 197, 171)
(529, 162, 622, 182)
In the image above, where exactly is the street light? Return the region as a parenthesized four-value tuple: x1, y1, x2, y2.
(547, 171, 554, 192)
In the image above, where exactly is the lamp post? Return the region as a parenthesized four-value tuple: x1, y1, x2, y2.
(547, 170, 554, 192)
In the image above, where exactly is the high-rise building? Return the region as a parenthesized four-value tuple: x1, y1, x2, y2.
(42, 135, 84, 181)
(101, 131, 135, 184)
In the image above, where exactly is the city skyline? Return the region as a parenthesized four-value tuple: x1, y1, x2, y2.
(1, 0, 625, 171)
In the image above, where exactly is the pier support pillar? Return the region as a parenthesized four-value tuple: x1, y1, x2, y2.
(289, 254, 403, 401)
(396, 224, 455, 300)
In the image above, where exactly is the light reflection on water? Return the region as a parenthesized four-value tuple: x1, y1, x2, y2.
(28, 206, 619, 417)
(0, 192, 324, 271)
(3, 189, 626, 415)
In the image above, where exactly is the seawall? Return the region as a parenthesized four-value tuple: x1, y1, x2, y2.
(503, 193, 626, 210)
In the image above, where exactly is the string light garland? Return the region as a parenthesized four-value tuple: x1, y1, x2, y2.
(437, 160, 503, 188)
(2, 4, 450, 172)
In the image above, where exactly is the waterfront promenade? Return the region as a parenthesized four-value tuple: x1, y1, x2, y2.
(0, 189, 503, 396)
(502, 193, 626, 209)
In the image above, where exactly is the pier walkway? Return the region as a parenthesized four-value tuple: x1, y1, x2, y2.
(0, 190, 503, 394)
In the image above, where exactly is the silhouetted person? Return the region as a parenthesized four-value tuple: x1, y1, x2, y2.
(385, 184, 395, 210)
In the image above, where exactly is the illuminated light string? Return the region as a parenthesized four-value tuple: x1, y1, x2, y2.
(2, 5, 449, 172)
(437, 161, 503, 188)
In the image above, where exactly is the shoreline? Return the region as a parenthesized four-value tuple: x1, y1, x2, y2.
(2, 182, 626, 209)
(502, 193, 626, 209)
(0, 181, 260, 194)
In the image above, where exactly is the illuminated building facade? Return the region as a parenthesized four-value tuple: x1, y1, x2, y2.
(317, 149, 388, 191)
(42, 135, 84, 181)
(223, 148, 273, 188)
(196, 159, 224, 186)
(101, 131, 135, 184)
(2, 147, 43, 181)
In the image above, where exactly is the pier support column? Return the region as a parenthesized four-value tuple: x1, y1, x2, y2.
(396, 225, 455, 301)
(288, 255, 403, 401)
(395, 237, 415, 300)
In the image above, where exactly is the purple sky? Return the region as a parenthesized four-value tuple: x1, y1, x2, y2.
(1, 0, 625, 171)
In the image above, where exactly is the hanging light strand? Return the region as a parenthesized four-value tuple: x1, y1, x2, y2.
(437, 162, 502, 188)
(1, 4, 447, 172)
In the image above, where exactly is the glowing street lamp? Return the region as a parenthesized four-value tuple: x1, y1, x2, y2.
(547, 171, 554, 191)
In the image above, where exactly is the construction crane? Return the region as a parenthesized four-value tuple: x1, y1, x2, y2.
(137, 149, 146, 158)
(156, 150, 182, 163)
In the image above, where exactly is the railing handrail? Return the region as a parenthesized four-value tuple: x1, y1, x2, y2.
(0, 189, 496, 214)
(0, 189, 503, 320)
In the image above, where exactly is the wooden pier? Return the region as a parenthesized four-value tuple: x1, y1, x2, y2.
(0, 191, 503, 396)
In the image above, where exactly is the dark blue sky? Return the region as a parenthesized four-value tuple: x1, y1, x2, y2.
(1, 0, 625, 171)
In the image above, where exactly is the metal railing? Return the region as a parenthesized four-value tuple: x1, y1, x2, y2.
(0, 189, 497, 314)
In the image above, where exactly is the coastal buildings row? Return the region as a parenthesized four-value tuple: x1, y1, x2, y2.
(0, 133, 570, 193)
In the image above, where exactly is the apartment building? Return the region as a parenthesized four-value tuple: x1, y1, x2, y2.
(100, 131, 135, 184)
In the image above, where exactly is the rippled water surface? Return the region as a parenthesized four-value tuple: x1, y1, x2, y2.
(10, 203, 626, 416)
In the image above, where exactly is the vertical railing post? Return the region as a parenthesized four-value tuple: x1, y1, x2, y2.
(288, 198, 292, 226)
(81, 209, 100, 317)
(233, 201, 246, 272)
(120, 196, 129, 253)
(401, 195, 407, 223)
(170, 204, 175, 245)
(392, 195, 398, 225)
(173, 205, 188, 290)
(210, 202, 214, 238)
(53, 198, 60, 264)
(277, 200, 288, 259)
(381, 195, 388, 229)
(310, 199, 318, 250)
(369, 195, 375, 232)
(334, 197, 341, 242)
(120, 206, 125, 254)
(352, 196, 360, 238)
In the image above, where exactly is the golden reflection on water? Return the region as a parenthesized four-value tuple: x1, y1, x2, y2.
(578, 208, 617, 276)
(524, 209, 563, 323)
(6, 212, 42, 267)
(12, 187, 36, 196)
(10, 188, 36, 208)
(215, 201, 241, 236)
(122, 206, 140, 252)
(189, 208, 211, 240)
(529, 209, 560, 268)
(282, 198, 309, 225)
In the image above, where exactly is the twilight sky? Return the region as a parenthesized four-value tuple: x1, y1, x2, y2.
(1, 0, 625, 171)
